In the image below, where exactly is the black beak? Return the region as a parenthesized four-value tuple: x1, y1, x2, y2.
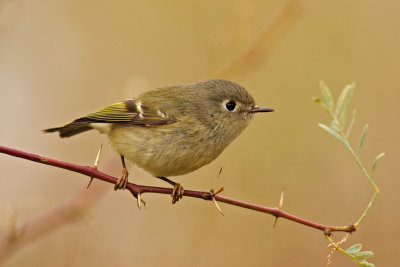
(248, 106, 274, 113)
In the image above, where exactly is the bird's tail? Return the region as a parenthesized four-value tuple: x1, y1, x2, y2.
(43, 120, 93, 138)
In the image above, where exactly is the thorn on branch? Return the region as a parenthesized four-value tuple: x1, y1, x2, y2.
(279, 188, 284, 209)
(86, 178, 94, 189)
(137, 193, 146, 210)
(273, 188, 285, 228)
(218, 167, 223, 178)
(212, 198, 224, 216)
(203, 168, 225, 215)
(130, 191, 146, 210)
(203, 187, 224, 216)
(87, 144, 102, 189)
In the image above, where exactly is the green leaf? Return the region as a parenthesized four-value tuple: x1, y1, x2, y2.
(338, 82, 355, 127)
(345, 109, 357, 138)
(371, 152, 385, 178)
(330, 120, 340, 132)
(359, 260, 375, 267)
(357, 125, 369, 157)
(334, 84, 351, 116)
(354, 251, 374, 259)
(320, 81, 333, 111)
(318, 123, 350, 150)
(347, 243, 362, 254)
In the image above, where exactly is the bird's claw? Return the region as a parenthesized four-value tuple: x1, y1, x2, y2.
(114, 167, 129, 190)
(171, 183, 184, 204)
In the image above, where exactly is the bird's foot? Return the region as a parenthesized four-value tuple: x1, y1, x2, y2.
(171, 183, 184, 204)
(114, 167, 129, 190)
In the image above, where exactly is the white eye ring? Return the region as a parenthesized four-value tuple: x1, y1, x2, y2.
(222, 99, 237, 112)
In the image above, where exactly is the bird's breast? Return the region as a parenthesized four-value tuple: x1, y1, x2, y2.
(107, 120, 237, 177)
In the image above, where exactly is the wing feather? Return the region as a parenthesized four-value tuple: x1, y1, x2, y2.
(43, 99, 175, 138)
(84, 101, 136, 122)
(80, 100, 174, 126)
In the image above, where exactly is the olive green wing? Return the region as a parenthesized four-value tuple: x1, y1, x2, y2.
(43, 100, 174, 138)
(83, 101, 138, 123)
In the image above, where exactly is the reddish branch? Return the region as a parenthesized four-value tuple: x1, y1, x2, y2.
(0, 145, 356, 236)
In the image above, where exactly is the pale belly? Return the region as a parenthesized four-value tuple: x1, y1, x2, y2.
(107, 125, 227, 177)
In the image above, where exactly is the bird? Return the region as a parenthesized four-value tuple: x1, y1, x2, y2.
(43, 79, 273, 203)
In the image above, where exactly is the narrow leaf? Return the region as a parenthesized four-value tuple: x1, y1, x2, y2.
(371, 152, 385, 178)
(347, 243, 362, 254)
(338, 82, 355, 127)
(320, 81, 333, 111)
(357, 125, 369, 157)
(345, 109, 357, 138)
(318, 123, 350, 150)
(334, 85, 350, 116)
(353, 251, 374, 259)
(330, 120, 340, 132)
(359, 260, 375, 267)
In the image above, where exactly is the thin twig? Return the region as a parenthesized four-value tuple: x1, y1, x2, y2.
(0, 145, 356, 235)
(326, 109, 380, 227)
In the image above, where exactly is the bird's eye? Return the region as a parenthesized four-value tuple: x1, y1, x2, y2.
(225, 100, 236, 111)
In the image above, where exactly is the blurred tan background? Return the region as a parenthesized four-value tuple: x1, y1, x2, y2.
(1, 0, 399, 266)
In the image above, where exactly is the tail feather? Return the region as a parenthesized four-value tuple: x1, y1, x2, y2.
(43, 121, 93, 138)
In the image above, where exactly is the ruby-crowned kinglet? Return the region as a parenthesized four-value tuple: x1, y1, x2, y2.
(44, 79, 273, 203)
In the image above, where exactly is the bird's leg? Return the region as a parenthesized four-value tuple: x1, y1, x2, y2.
(114, 155, 129, 190)
(156, 176, 184, 204)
